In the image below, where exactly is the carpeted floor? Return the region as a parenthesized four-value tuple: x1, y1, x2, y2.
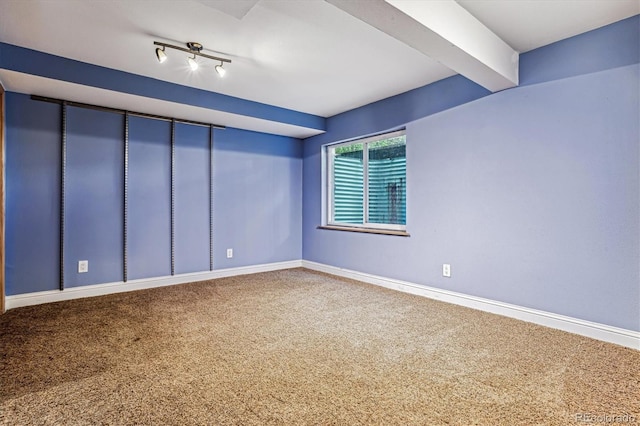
(1, 268, 638, 425)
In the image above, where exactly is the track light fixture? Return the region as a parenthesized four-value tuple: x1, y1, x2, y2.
(153, 41, 231, 77)
(215, 62, 226, 77)
(155, 46, 167, 63)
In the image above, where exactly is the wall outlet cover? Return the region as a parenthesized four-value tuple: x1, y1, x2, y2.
(78, 260, 89, 273)
(443, 263, 451, 278)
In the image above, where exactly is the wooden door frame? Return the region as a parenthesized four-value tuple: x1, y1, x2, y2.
(1, 83, 5, 313)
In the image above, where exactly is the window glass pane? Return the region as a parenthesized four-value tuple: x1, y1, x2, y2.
(367, 136, 406, 225)
(333, 143, 364, 224)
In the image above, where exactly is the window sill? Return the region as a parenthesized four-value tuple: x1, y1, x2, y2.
(317, 225, 410, 237)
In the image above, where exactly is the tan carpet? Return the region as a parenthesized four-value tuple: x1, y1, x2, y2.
(1, 268, 638, 425)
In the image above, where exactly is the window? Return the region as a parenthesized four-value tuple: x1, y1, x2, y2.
(326, 130, 406, 232)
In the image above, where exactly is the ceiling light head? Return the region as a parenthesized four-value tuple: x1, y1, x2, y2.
(215, 63, 226, 78)
(187, 55, 199, 71)
(155, 47, 167, 63)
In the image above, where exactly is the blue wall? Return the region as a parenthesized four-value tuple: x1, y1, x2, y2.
(5, 94, 303, 294)
(174, 123, 211, 274)
(213, 128, 303, 268)
(5, 96, 61, 294)
(302, 16, 640, 331)
(128, 116, 172, 280)
(65, 106, 125, 287)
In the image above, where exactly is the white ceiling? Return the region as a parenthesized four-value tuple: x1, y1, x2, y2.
(457, 0, 639, 53)
(0, 0, 637, 137)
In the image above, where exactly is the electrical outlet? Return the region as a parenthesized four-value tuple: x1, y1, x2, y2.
(442, 264, 451, 278)
(78, 260, 89, 273)
(226, 248, 233, 259)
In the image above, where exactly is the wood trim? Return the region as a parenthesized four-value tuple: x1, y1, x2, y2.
(1, 83, 5, 313)
(317, 225, 410, 237)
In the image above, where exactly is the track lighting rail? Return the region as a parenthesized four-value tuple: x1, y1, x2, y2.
(153, 41, 231, 64)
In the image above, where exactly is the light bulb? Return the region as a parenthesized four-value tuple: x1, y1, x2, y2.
(187, 56, 198, 71)
(215, 64, 226, 77)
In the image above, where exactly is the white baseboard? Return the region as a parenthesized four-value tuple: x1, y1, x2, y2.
(5, 260, 303, 310)
(6, 258, 638, 350)
(302, 260, 640, 350)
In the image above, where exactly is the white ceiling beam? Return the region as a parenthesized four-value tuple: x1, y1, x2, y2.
(326, 0, 519, 92)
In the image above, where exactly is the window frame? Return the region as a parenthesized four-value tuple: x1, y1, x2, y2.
(325, 129, 406, 232)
